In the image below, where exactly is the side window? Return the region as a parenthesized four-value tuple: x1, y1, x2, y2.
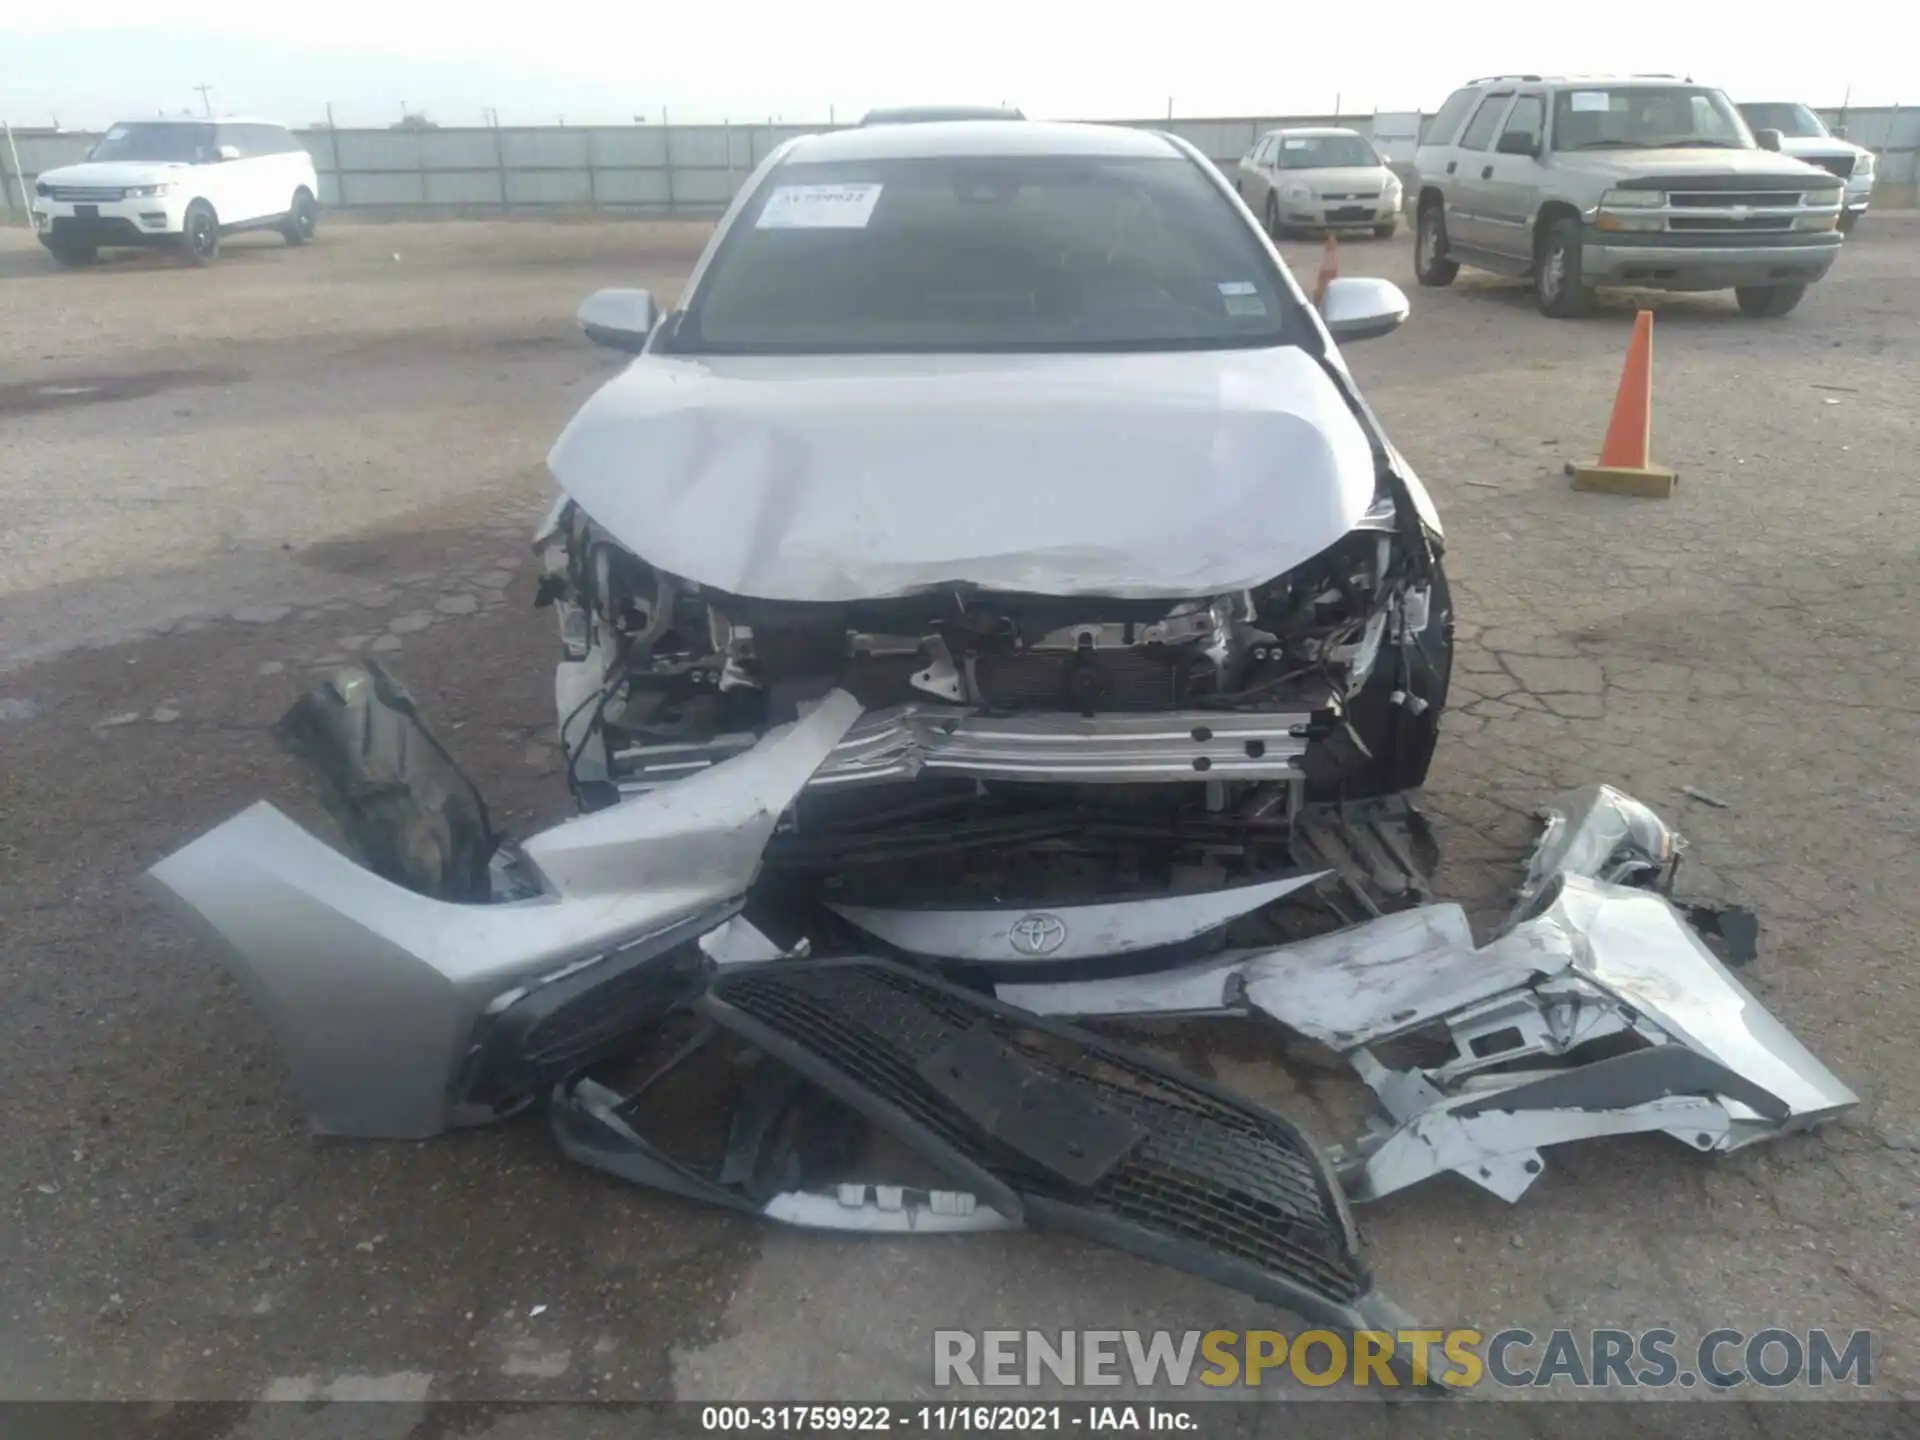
(1457, 93, 1513, 151)
(1501, 95, 1545, 151)
(215, 125, 244, 158)
(247, 125, 284, 156)
(269, 126, 304, 155)
(1423, 88, 1481, 146)
(1252, 136, 1274, 165)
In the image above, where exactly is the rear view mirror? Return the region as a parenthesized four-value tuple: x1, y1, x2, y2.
(1321, 277, 1410, 344)
(1755, 128, 1784, 152)
(578, 288, 658, 353)
(217, 144, 241, 162)
(1495, 132, 1539, 157)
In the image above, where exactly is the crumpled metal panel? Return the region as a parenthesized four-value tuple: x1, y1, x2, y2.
(546, 345, 1378, 603)
(997, 904, 1492, 1037)
(146, 692, 863, 1140)
(1533, 874, 1858, 1135)
(830, 872, 1326, 964)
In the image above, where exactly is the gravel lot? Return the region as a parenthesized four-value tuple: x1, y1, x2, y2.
(1, 215, 1916, 1422)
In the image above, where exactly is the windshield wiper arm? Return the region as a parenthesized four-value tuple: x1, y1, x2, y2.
(1653, 139, 1742, 149)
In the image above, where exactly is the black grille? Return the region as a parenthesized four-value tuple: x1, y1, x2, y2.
(1668, 190, 1807, 209)
(974, 648, 1188, 712)
(46, 185, 125, 202)
(1669, 215, 1794, 232)
(707, 962, 1369, 1305)
(1805, 154, 1855, 180)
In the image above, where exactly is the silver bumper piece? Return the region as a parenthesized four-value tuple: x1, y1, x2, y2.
(829, 872, 1326, 965)
(615, 704, 1315, 794)
(147, 691, 863, 1140)
(999, 787, 1856, 1203)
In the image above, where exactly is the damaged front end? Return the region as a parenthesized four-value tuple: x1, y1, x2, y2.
(534, 491, 1452, 951)
(148, 663, 1855, 1354)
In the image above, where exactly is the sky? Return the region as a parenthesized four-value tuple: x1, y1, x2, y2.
(3, 5, 1914, 131)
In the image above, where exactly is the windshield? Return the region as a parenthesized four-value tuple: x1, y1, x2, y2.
(1552, 87, 1752, 150)
(87, 122, 217, 164)
(1274, 134, 1381, 169)
(1737, 103, 1829, 139)
(672, 155, 1303, 355)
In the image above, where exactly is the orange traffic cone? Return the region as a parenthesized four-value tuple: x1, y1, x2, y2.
(1569, 310, 1677, 498)
(1312, 233, 1339, 311)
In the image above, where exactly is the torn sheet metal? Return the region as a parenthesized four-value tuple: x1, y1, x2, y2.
(999, 904, 1485, 1034)
(614, 703, 1318, 794)
(995, 788, 1855, 1205)
(147, 686, 864, 1140)
(829, 872, 1326, 965)
(1514, 783, 1683, 908)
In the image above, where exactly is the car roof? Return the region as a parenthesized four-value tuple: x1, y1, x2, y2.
(1265, 126, 1367, 139)
(858, 105, 1026, 126)
(1462, 74, 1706, 89)
(781, 120, 1183, 164)
(109, 116, 289, 128)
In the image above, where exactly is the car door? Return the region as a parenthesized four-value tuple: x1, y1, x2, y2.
(1240, 133, 1276, 207)
(208, 125, 264, 223)
(1445, 90, 1515, 251)
(259, 126, 308, 217)
(1478, 92, 1548, 261)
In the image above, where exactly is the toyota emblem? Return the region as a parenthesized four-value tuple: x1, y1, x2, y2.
(1008, 912, 1068, 957)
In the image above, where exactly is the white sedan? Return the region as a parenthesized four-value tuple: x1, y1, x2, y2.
(1236, 126, 1404, 239)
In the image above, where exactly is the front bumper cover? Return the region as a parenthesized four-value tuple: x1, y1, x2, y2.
(149, 669, 1855, 1342)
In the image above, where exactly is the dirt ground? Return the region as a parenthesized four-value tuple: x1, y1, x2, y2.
(1, 214, 1917, 1423)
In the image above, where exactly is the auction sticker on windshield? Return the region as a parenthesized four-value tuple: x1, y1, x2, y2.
(1569, 92, 1612, 112)
(757, 183, 885, 229)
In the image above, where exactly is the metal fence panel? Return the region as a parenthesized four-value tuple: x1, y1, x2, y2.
(5, 107, 1914, 222)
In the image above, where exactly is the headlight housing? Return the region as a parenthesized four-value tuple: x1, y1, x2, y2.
(1595, 187, 1665, 233)
(1853, 150, 1875, 178)
(124, 183, 175, 199)
(1284, 181, 1313, 202)
(34, 180, 50, 197)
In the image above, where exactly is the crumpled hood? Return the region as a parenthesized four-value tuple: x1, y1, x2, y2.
(36, 160, 192, 189)
(547, 347, 1378, 602)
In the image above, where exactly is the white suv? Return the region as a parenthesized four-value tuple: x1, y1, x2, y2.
(31, 118, 320, 268)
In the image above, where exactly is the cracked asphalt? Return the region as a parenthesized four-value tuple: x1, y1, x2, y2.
(0, 215, 1915, 1422)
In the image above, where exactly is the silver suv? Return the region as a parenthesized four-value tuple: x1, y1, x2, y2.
(1411, 76, 1846, 317)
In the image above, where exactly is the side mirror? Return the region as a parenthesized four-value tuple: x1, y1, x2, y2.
(217, 144, 241, 162)
(1321, 277, 1409, 344)
(577, 288, 658, 353)
(1495, 132, 1539, 157)
(1831, 123, 1849, 139)
(1754, 128, 1784, 152)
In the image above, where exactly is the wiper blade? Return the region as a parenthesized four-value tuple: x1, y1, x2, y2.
(1570, 140, 1643, 149)
(1653, 139, 1742, 149)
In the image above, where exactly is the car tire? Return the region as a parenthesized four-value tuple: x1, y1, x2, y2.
(180, 201, 220, 266)
(282, 189, 318, 246)
(1734, 282, 1807, 318)
(1533, 216, 1589, 318)
(1330, 558, 1454, 799)
(47, 240, 97, 269)
(1373, 220, 1397, 240)
(1263, 193, 1283, 240)
(1836, 210, 1858, 235)
(1413, 202, 1458, 286)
